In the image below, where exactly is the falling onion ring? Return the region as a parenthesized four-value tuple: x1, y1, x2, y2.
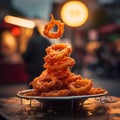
(43, 14, 65, 39)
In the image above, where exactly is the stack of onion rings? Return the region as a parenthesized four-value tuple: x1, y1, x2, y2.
(28, 42, 105, 97)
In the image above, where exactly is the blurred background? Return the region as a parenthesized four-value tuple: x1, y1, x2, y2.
(0, 0, 120, 97)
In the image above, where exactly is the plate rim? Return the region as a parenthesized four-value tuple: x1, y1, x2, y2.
(17, 89, 108, 100)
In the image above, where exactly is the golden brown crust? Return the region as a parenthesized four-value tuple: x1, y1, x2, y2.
(43, 14, 64, 39)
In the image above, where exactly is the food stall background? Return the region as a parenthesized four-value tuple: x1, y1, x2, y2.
(0, 0, 120, 97)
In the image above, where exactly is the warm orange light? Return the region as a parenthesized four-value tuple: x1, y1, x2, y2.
(86, 41, 101, 53)
(2, 31, 17, 53)
(61, 1, 89, 27)
(4, 15, 35, 28)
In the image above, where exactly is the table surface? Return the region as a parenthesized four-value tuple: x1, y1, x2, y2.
(0, 96, 120, 120)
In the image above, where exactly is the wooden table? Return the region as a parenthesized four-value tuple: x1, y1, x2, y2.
(0, 96, 120, 120)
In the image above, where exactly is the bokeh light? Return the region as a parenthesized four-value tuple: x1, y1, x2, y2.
(61, 1, 89, 27)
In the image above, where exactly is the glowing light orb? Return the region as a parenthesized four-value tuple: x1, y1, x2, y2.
(61, 1, 89, 27)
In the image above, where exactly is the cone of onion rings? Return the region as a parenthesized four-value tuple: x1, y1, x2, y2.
(28, 42, 106, 97)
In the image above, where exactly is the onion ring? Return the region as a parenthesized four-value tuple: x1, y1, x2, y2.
(44, 43, 72, 62)
(44, 57, 75, 71)
(43, 14, 64, 39)
(32, 77, 62, 92)
(68, 79, 93, 95)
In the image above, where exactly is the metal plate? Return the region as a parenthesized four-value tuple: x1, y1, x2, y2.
(17, 89, 108, 101)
